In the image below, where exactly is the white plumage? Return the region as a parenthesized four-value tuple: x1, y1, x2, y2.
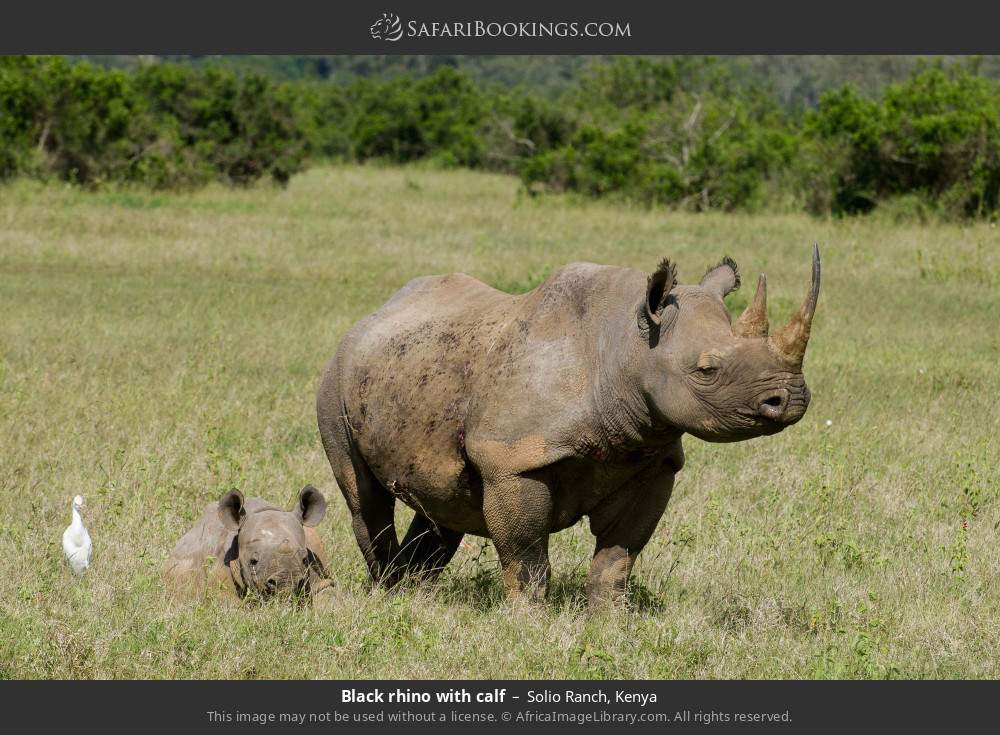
(62, 495, 92, 575)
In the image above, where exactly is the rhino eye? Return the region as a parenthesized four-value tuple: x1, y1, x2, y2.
(697, 365, 719, 376)
(249, 557, 259, 566)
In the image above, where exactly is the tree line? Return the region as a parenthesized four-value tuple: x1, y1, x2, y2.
(2, 56, 998, 219)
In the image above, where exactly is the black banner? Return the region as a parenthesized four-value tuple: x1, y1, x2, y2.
(2, 0, 1000, 54)
(2, 680, 996, 733)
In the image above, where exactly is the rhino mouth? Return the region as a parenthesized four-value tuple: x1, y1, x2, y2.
(697, 384, 809, 441)
(247, 578, 309, 600)
(265, 580, 307, 598)
(243, 563, 312, 597)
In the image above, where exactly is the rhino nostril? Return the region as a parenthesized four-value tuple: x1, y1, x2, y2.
(758, 389, 790, 421)
(264, 577, 279, 592)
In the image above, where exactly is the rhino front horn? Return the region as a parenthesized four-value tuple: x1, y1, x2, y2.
(732, 273, 769, 338)
(769, 243, 821, 366)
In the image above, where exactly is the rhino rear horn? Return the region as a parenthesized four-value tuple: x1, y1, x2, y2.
(296, 485, 328, 527)
(769, 243, 821, 366)
(732, 273, 769, 338)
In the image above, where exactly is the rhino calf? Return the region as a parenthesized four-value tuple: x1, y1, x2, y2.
(163, 486, 331, 600)
(318, 246, 820, 606)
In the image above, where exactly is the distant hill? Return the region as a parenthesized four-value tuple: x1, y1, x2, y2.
(75, 54, 1000, 108)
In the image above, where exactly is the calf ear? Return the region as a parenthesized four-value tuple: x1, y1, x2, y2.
(644, 258, 677, 326)
(218, 490, 245, 531)
(700, 256, 741, 298)
(296, 485, 328, 527)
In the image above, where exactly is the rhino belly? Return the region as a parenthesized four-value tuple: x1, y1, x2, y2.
(354, 418, 488, 534)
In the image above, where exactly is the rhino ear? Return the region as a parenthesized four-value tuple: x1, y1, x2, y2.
(218, 490, 245, 531)
(644, 258, 677, 326)
(700, 256, 741, 298)
(296, 485, 327, 528)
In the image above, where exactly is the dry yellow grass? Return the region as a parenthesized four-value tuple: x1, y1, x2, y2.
(0, 165, 997, 678)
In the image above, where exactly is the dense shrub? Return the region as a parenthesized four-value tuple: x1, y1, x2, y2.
(292, 81, 353, 160)
(0, 57, 306, 187)
(521, 59, 797, 211)
(804, 63, 1000, 217)
(348, 67, 489, 167)
(1, 56, 998, 219)
(475, 92, 576, 172)
(132, 64, 306, 186)
(0, 56, 153, 184)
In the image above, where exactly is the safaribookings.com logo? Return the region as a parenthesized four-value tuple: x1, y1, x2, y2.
(370, 13, 631, 42)
(370, 12, 404, 41)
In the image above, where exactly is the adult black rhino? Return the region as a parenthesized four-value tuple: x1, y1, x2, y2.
(317, 246, 820, 606)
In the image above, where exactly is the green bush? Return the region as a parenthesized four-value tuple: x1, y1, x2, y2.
(348, 67, 489, 167)
(0, 56, 45, 179)
(0, 56, 155, 185)
(133, 65, 306, 186)
(804, 63, 1000, 217)
(479, 93, 575, 172)
(521, 59, 796, 211)
(0, 57, 306, 188)
(1, 56, 998, 219)
(293, 81, 353, 160)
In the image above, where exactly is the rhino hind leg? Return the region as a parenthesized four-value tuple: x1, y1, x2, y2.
(322, 430, 405, 588)
(398, 513, 464, 581)
(350, 473, 405, 588)
(318, 365, 410, 588)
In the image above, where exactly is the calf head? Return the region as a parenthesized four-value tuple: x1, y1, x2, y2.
(218, 486, 327, 597)
(639, 244, 820, 442)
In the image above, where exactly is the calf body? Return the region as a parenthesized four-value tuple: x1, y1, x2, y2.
(163, 486, 330, 599)
(318, 248, 820, 605)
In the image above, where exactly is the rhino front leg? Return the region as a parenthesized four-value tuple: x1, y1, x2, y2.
(586, 467, 675, 608)
(483, 472, 553, 601)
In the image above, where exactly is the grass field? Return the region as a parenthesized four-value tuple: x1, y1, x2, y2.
(1, 165, 998, 679)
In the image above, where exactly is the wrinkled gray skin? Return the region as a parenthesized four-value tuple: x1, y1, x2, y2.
(317, 246, 820, 606)
(163, 486, 330, 599)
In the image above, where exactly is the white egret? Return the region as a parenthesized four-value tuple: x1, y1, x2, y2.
(62, 495, 92, 575)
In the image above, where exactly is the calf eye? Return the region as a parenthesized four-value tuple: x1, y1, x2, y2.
(249, 558, 258, 566)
